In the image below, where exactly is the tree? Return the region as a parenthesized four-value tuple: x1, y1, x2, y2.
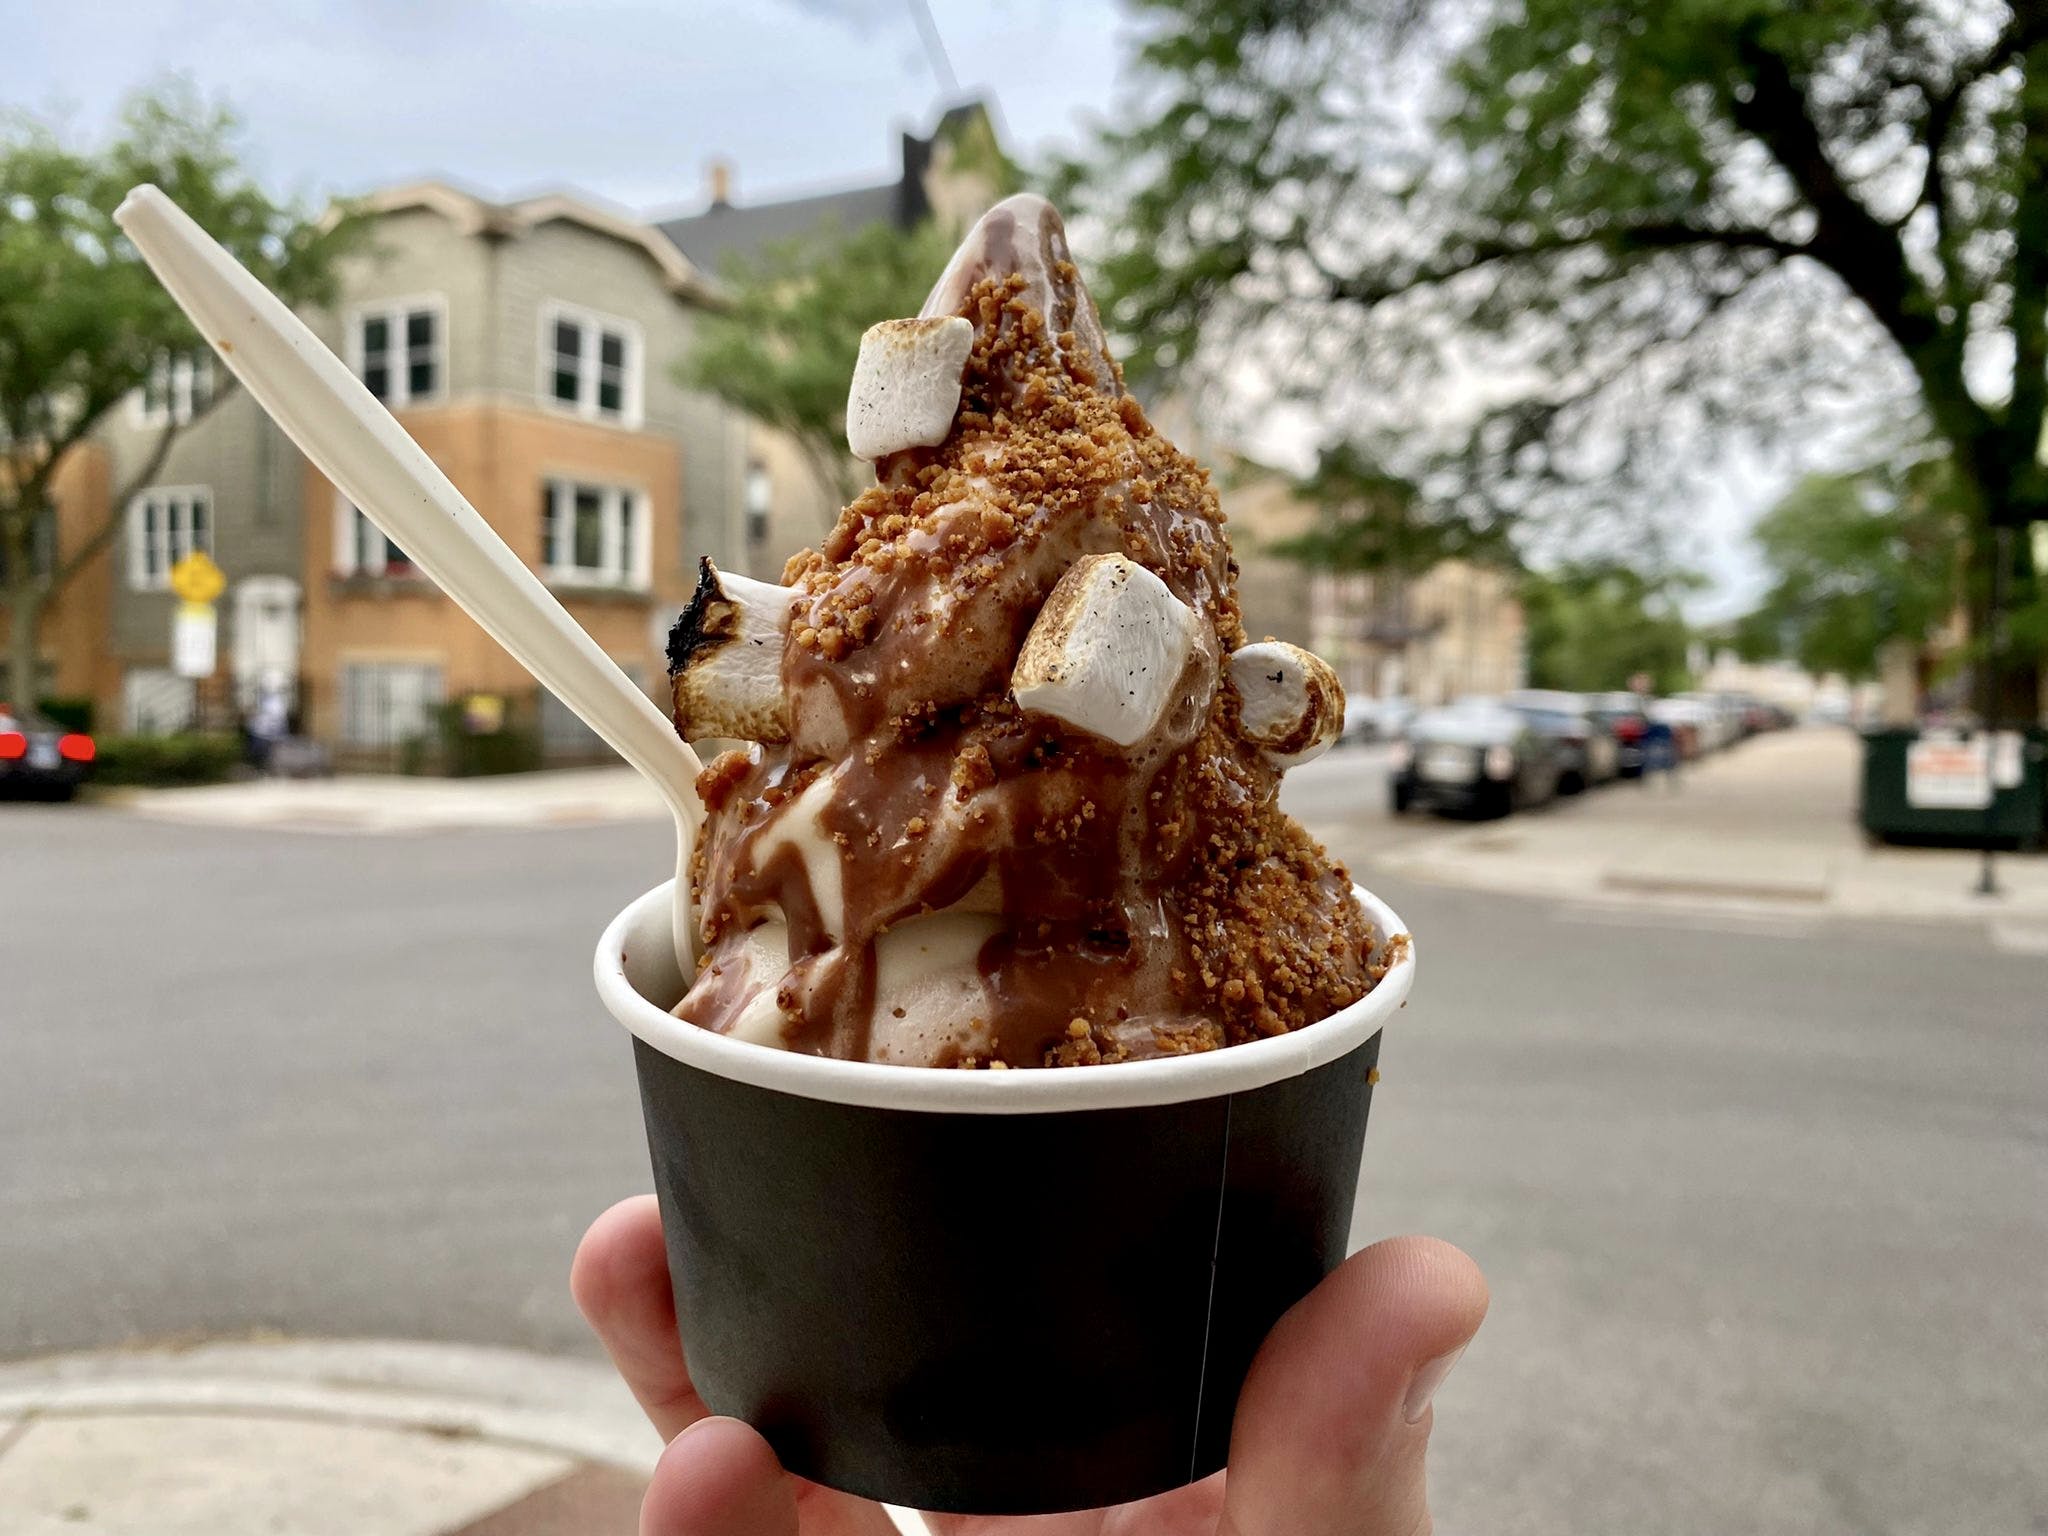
(1064, 0, 2048, 708)
(0, 83, 359, 710)
(680, 218, 967, 512)
(1736, 461, 1966, 679)
(1523, 562, 1696, 695)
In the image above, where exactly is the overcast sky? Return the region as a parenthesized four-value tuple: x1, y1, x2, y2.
(4, 0, 1123, 213)
(5, 0, 1770, 614)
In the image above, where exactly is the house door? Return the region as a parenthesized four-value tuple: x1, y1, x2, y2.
(233, 576, 302, 708)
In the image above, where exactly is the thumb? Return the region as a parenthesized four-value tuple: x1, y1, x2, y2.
(639, 1417, 797, 1536)
(1220, 1236, 1488, 1536)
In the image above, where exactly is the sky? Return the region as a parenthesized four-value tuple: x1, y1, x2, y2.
(3, 0, 1124, 214)
(3, 0, 1771, 617)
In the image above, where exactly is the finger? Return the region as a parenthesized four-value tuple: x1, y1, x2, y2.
(1219, 1235, 1488, 1536)
(574, 1198, 903, 1536)
(641, 1416, 798, 1536)
(572, 1195, 706, 1440)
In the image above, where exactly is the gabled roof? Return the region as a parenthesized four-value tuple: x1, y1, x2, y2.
(654, 99, 996, 276)
(360, 181, 720, 304)
(658, 181, 904, 278)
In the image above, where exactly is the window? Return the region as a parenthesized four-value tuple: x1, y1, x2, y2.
(352, 298, 445, 405)
(135, 353, 215, 427)
(745, 460, 772, 547)
(542, 302, 640, 425)
(541, 478, 649, 588)
(127, 488, 213, 590)
(339, 661, 444, 747)
(331, 496, 418, 579)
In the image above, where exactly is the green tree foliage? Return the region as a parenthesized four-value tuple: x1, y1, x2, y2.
(1523, 563, 1696, 694)
(1065, 0, 2048, 695)
(1, 82, 360, 709)
(681, 219, 963, 512)
(1736, 462, 1966, 679)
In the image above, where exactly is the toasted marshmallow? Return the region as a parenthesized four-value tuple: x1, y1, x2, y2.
(1011, 553, 1202, 749)
(667, 558, 796, 743)
(1227, 641, 1344, 768)
(846, 316, 973, 460)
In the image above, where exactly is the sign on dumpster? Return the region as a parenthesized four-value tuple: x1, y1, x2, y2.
(1905, 737, 1992, 810)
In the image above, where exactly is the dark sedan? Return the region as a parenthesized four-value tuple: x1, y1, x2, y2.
(0, 707, 97, 800)
(1389, 701, 1563, 818)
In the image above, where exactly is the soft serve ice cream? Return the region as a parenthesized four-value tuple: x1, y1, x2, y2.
(666, 195, 1377, 1068)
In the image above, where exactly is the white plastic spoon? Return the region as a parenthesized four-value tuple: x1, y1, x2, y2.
(114, 183, 705, 971)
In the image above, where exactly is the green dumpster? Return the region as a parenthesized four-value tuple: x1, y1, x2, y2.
(1859, 727, 2048, 849)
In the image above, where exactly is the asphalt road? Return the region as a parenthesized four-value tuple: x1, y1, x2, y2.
(4, 793, 2044, 1534)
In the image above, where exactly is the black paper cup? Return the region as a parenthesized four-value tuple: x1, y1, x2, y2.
(595, 881, 1414, 1515)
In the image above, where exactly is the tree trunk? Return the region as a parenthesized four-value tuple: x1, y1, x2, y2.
(4, 578, 42, 713)
(1969, 451, 2046, 723)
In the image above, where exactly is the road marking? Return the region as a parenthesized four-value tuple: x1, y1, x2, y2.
(1553, 902, 1823, 939)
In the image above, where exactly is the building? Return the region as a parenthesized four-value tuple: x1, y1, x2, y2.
(1181, 443, 1526, 709)
(57, 186, 728, 761)
(32, 104, 1004, 762)
(1308, 560, 1526, 706)
(655, 101, 1007, 569)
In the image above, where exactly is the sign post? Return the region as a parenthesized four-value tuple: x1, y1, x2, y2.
(168, 551, 226, 683)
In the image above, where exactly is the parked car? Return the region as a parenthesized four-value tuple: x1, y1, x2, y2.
(0, 706, 96, 800)
(1589, 690, 1653, 778)
(1503, 689, 1620, 791)
(1390, 700, 1563, 817)
(1341, 695, 1416, 745)
(1675, 692, 1743, 752)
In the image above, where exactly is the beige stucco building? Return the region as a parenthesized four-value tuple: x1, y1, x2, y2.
(35, 104, 1003, 760)
(1199, 453, 1527, 710)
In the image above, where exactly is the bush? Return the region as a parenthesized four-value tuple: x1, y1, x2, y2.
(35, 696, 95, 733)
(433, 697, 542, 777)
(93, 733, 242, 787)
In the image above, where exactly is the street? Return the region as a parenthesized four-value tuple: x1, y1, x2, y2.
(4, 763, 2044, 1534)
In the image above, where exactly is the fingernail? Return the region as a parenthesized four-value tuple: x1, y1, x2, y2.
(1403, 1345, 1467, 1424)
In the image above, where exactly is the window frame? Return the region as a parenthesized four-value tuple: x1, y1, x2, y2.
(538, 300, 643, 428)
(126, 486, 215, 591)
(337, 657, 446, 748)
(540, 477, 651, 590)
(346, 293, 449, 407)
(330, 493, 421, 580)
(744, 459, 772, 548)
(132, 352, 216, 428)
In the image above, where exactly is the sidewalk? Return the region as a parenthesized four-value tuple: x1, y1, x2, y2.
(0, 1341, 653, 1536)
(1366, 728, 2048, 932)
(0, 1341, 922, 1535)
(113, 767, 667, 834)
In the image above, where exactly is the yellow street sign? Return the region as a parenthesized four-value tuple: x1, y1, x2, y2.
(169, 550, 226, 607)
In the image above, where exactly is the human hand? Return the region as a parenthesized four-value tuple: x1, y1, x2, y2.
(573, 1195, 1486, 1535)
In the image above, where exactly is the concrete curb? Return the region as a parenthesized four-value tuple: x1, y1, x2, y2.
(0, 1340, 660, 1474)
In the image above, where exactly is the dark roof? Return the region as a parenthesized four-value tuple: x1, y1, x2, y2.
(655, 100, 992, 276)
(658, 181, 906, 276)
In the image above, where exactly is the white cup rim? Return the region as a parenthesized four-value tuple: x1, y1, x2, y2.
(594, 881, 1414, 1114)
